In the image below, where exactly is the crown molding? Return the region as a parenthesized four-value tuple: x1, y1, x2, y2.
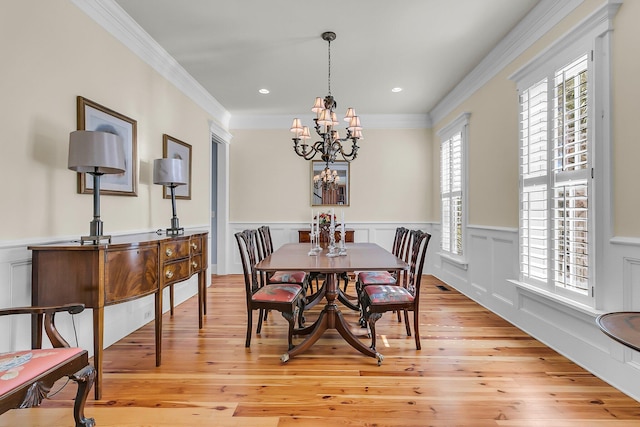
(429, 0, 584, 125)
(71, 0, 231, 129)
(230, 113, 432, 130)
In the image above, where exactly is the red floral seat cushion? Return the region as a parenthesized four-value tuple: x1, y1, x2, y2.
(365, 285, 414, 305)
(253, 284, 302, 303)
(269, 271, 307, 284)
(358, 271, 396, 285)
(0, 348, 83, 396)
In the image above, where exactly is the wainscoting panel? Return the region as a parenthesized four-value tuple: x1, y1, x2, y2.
(0, 245, 34, 353)
(432, 226, 640, 402)
(624, 256, 640, 311)
(469, 233, 490, 298)
(622, 257, 640, 367)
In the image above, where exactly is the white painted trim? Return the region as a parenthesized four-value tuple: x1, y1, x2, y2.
(438, 252, 468, 270)
(430, 0, 584, 124)
(510, 279, 604, 316)
(71, 0, 231, 129)
(230, 113, 432, 130)
(510, 1, 621, 87)
(611, 237, 640, 247)
(468, 224, 518, 233)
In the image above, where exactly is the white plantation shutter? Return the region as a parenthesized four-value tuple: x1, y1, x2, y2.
(520, 79, 548, 283)
(512, 4, 618, 305)
(551, 55, 590, 295)
(441, 132, 463, 256)
(518, 53, 591, 299)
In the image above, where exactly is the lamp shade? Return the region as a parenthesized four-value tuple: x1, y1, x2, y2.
(153, 158, 187, 186)
(68, 130, 126, 174)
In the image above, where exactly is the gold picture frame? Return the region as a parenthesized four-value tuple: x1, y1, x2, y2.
(76, 96, 138, 196)
(162, 134, 192, 200)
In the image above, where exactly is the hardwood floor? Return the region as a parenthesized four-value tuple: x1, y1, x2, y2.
(2, 275, 640, 426)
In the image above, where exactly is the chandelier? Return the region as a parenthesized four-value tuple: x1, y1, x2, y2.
(290, 31, 363, 163)
(313, 161, 341, 191)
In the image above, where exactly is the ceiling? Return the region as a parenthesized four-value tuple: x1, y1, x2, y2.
(114, 0, 540, 119)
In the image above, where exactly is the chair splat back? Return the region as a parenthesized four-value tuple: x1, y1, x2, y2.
(235, 229, 262, 296)
(234, 229, 304, 350)
(257, 225, 275, 257)
(404, 230, 431, 298)
(361, 229, 432, 352)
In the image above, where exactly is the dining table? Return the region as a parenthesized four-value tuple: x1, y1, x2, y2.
(255, 242, 408, 364)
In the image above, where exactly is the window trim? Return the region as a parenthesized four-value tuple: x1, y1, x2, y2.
(438, 112, 470, 265)
(510, 1, 619, 308)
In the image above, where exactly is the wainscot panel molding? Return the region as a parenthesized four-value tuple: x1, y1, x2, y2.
(0, 226, 211, 356)
(431, 225, 640, 402)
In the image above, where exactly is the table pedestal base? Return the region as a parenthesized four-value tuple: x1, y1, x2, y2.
(281, 273, 383, 365)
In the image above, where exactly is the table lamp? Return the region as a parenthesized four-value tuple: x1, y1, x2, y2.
(153, 158, 187, 235)
(68, 130, 126, 244)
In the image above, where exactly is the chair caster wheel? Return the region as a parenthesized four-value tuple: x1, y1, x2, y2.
(281, 353, 290, 363)
(376, 353, 384, 366)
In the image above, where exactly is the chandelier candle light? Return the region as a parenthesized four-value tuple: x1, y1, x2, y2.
(290, 31, 363, 163)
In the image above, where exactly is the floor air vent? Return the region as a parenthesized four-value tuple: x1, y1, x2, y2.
(435, 285, 450, 291)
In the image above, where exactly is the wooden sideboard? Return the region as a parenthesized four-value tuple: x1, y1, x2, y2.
(29, 230, 208, 399)
(298, 228, 354, 245)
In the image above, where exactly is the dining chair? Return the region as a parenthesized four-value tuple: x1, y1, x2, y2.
(0, 304, 95, 427)
(257, 226, 309, 289)
(235, 229, 304, 350)
(257, 225, 309, 324)
(356, 227, 410, 288)
(360, 229, 431, 351)
(356, 227, 411, 326)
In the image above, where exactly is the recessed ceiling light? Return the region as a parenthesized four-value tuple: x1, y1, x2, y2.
(258, 88, 270, 94)
(391, 87, 403, 93)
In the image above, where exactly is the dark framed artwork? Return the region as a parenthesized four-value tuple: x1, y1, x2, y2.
(76, 96, 138, 196)
(162, 134, 192, 200)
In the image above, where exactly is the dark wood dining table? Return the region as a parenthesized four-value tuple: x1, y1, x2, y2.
(596, 312, 640, 352)
(255, 242, 408, 364)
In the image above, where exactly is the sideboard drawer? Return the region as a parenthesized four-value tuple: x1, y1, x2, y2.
(189, 254, 203, 274)
(189, 236, 202, 255)
(161, 238, 190, 262)
(163, 259, 190, 285)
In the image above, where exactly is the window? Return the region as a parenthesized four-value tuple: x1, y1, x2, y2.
(439, 113, 470, 261)
(520, 56, 590, 300)
(512, 3, 617, 305)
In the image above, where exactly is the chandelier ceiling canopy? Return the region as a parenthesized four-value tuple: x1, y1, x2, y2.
(290, 31, 362, 163)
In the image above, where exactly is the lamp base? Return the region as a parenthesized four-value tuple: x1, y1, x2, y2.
(165, 227, 184, 236)
(165, 216, 183, 236)
(80, 234, 112, 245)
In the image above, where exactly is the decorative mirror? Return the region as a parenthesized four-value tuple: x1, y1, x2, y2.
(311, 160, 349, 206)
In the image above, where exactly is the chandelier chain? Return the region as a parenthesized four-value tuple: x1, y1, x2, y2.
(327, 38, 331, 96)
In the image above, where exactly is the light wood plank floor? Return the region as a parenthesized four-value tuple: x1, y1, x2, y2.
(3, 275, 640, 426)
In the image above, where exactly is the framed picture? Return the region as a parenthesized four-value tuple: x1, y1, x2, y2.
(162, 134, 192, 200)
(76, 96, 137, 196)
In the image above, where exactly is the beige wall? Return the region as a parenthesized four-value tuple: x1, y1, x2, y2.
(432, 0, 640, 235)
(4, 0, 639, 241)
(1, 0, 213, 241)
(612, 0, 640, 236)
(229, 128, 433, 222)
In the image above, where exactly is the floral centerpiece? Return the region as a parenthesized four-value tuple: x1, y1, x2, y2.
(315, 211, 337, 225)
